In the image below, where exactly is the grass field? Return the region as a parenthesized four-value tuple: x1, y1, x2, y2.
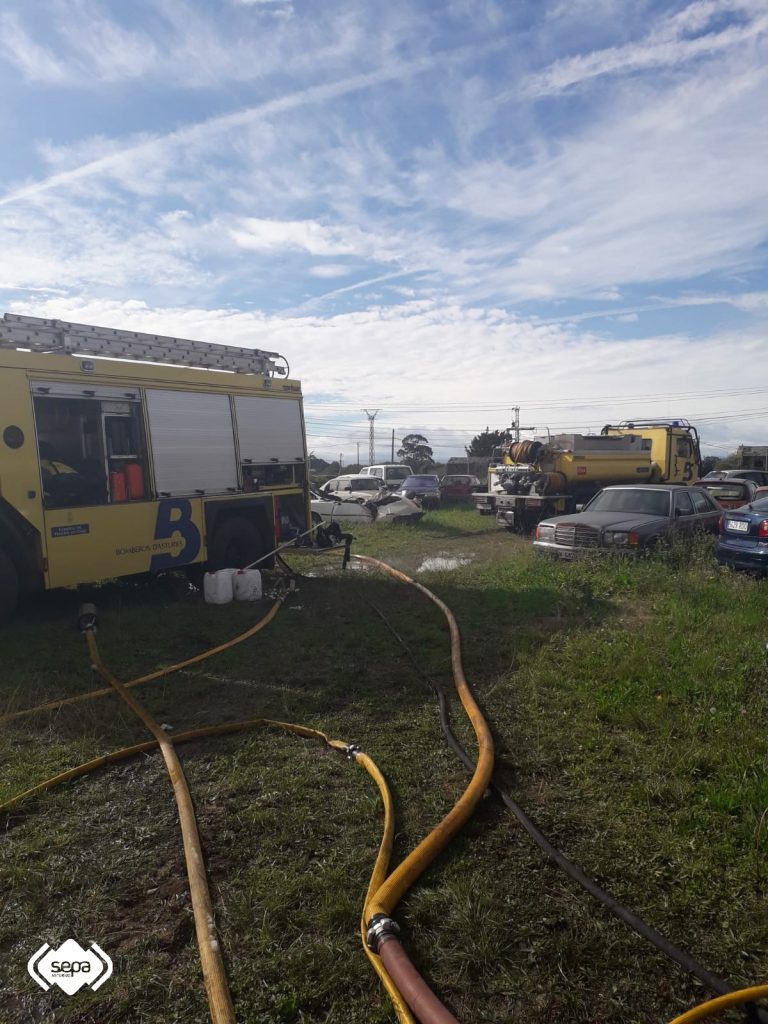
(2, 507, 768, 1023)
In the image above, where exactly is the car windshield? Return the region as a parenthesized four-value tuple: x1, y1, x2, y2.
(587, 489, 671, 516)
(749, 496, 768, 511)
(407, 475, 439, 486)
(388, 467, 412, 480)
(701, 483, 748, 499)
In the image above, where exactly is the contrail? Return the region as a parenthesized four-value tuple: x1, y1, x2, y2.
(0, 39, 505, 209)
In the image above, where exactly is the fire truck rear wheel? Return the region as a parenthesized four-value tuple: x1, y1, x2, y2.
(0, 548, 19, 623)
(208, 515, 264, 570)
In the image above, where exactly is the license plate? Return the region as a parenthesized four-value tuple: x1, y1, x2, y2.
(727, 519, 749, 532)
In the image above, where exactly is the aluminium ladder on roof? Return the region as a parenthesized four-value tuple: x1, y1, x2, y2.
(0, 313, 288, 377)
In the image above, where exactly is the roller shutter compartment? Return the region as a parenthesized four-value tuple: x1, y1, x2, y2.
(146, 390, 238, 495)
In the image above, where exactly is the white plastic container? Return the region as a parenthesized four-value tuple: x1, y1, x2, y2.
(203, 568, 237, 604)
(234, 568, 262, 601)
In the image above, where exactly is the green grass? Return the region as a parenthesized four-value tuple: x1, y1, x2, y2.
(2, 510, 768, 1022)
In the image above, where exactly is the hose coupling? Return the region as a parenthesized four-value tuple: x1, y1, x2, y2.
(344, 742, 361, 760)
(77, 603, 98, 633)
(366, 914, 400, 952)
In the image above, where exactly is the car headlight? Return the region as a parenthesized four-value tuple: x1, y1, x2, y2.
(604, 530, 630, 546)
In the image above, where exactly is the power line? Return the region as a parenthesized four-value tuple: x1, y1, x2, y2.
(304, 384, 768, 415)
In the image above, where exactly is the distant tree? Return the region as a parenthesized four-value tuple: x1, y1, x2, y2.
(465, 428, 507, 457)
(397, 433, 434, 470)
(699, 455, 721, 476)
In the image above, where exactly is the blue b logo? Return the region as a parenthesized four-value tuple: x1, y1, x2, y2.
(150, 499, 201, 570)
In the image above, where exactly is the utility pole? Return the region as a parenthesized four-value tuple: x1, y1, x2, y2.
(510, 406, 535, 443)
(391, 429, 395, 462)
(363, 409, 379, 464)
(356, 441, 360, 466)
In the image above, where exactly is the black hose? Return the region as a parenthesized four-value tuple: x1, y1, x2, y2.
(361, 594, 766, 1023)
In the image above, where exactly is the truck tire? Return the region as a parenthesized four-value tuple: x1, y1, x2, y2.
(0, 548, 19, 623)
(520, 504, 555, 534)
(208, 515, 264, 571)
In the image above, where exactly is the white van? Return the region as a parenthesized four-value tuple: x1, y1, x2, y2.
(321, 475, 387, 500)
(359, 464, 413, 488)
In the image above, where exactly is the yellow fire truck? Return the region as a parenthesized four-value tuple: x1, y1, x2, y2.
(474, 420, 702, 532)
(0, 314, 309, 619)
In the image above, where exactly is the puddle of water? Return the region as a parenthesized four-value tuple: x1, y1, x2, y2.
(291, 561, 367, 578)
(417, 553, 472, 573)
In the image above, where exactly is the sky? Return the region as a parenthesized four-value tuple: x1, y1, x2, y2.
(0, 0, 766, 463)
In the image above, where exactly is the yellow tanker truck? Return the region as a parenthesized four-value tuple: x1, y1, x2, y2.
(474, 420, 701, 532)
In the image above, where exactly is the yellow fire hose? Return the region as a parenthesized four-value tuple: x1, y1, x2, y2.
(356, 746, 417, 1024)
(330, 552, 768, 1024)
(1, 708, 411, 1020)
(0, 596, 284, 725)
(4, 549, 756, 1022)
(84, 624, 237, 1024)
(0, 573, 411, 1020)
(0, 718, 339, 815)
(348, 554, 495, 921)
(4, 552, 492, 1021)
(668, 986, 768, 1023)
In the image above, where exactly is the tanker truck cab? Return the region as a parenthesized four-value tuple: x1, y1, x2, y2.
(601, 420, 701, 484)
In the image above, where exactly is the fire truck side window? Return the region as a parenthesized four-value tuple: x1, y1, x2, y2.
(35, 397, 107, 508)
(33, 396, 147, 508)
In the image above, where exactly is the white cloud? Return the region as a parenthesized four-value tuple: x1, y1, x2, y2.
(525, 0, 768, 96)
(308, 265, 352, 278)
(441, 54, 768, 300)
(233, 0, 293, 11)
(9, 295, 768, 458)
(0, 35, 502, 209)
(0, 0, 766, 330)
(0, 12, 70, 83)
(729, 291, 768, 311)
(230, 218, 360, 256)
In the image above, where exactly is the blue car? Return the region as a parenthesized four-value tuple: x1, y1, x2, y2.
(716, 495, 768, 573)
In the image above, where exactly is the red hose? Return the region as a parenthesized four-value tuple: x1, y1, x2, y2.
(378, 936, 460, 1024)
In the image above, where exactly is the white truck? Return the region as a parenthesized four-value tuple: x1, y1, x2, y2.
(358, 464, 413, 489)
